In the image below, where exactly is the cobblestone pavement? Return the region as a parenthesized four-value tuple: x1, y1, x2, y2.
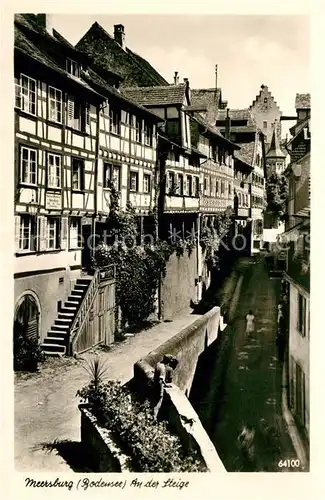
(208, 256, 303, 472)
(14, 309, 199, 471)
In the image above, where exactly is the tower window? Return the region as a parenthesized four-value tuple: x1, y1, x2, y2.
(264, 98, 268, 103)
(263, 121, 267, 128)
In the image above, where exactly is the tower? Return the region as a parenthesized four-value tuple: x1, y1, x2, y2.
(265, 120, 286, 178)
(249, 85, 282, 147)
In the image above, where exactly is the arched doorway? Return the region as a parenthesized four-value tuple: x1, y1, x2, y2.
(14, 293, 40, 343)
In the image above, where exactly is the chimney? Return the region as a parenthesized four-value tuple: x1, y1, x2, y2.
(36, 14, 55, 36)
(114, 24, 125, 50)
(215, 64, 218, 89)
(184, 79, 191, 105)
(174, 71, 179, 85)
(225, 108, 231, 140)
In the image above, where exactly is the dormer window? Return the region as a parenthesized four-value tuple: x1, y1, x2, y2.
(66, 58, 80, 78)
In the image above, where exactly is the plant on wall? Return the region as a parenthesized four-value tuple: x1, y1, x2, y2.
(265, 173, 289, 221)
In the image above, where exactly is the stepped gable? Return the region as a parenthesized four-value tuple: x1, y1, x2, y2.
(121, 85, 188, 106)
(76, 21, 168, 87)
(295, 93, 311, 109)
(249, 84, 281, 113)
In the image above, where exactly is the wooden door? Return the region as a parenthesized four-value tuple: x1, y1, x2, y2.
(98, 282, 115, 345)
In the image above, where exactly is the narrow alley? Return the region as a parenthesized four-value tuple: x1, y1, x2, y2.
(191, 256, 302, 472)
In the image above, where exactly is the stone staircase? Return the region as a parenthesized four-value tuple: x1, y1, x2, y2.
(40, 277, 92, 356)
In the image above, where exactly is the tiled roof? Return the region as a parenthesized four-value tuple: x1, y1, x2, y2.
(190, 113, 240, 150)
(121, 85, 187, 106)
(85, 69, 162, 121)
(216, 108, 256, 127)
(76, 22, 168, 87)
(234, 152, 254, 170)
(190, 88, 221, 123)
(295, 93, 311, 109)
(220, 125, 257, 134)
(235, 142, 256, 166)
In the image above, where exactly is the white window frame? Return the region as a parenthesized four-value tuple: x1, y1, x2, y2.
(48, 153, 61, 189)
(48, 86, 63, 124)
(110, 106, 121, 135)
(144, 123, 153, 146)
(177, 173, 184, 195)
(135, 118, 142, 143)
(69, 217, 81, 249)
(15, 74, 37, 115)
(130, 171, 139, 192)
(18, 215, 36, 252)
(143, 174, 151, 194)
(66, 58, 80, 78)
(72, 158, 84, 191)
(20, 146, 37, 185)
(47, 217, 60, 250)
(103, 163, 121, 190)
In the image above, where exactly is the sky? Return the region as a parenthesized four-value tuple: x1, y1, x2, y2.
(49, 14, 310, 137)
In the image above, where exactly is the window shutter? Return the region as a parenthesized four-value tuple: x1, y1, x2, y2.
(39, 216, 47, 251)
(66, 95, 74, 127)
(85, 104, 90, 134)
(15, 215, 20, 252)
(61, 216, 69, 250)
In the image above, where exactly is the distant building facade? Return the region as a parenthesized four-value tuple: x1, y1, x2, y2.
(249, 84, 282, 147)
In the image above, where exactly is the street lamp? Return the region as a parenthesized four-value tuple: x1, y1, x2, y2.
(27, 197, 39, 216)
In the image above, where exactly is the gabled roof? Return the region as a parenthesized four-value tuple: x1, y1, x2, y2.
(190, 88, 221, 124)
(190, 112, 240, 150)
(295, 93, 311, 109)
(235, 142, 256, 166)
(121, 85, 188, 106)
(76, 22, 168, 87)
(234, 152, 254, 171)
(216, 108, 252, 122)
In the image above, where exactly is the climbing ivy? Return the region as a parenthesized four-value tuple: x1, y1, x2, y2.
(265, 174, 289, 221)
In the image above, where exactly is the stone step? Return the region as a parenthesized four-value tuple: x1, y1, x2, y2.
(75, 283, 89, 288)
(43, 336, 66, 346)
(47, 330, 69, 338)
(52, 323, 70, 332)
(66, 299, 80, 306)
(40, 343, 66, 354)
(55, 317, 73, 325)
(71, 291, 84, 297)
(58, 312, 75, 318)
(61, 306, 77, 313)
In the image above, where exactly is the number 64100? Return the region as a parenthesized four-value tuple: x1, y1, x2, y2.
(278, 459, 300, 468)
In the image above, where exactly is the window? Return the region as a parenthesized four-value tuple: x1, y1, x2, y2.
(48, 86, 62, 123)
(66, 95, 89, 132)
(238, 192, 242, 206)
(264, 98, 268, 104)
(66, 58, 80, 77)
(177, 174, 184, 195)
(48, 153, 61, 188)
(103, 163, 121, 190)
(110, 106, 121, 135)
(135, 118, 142, 142)
(72, 158, 84, 191)
(143, 174, 151, 193)
(166, 119, 180, 141)
(47, 217, 60, 250)
(186, 175, 192, 196)
(168, 171, 175, 192)
(20, 146, 37, 185)
(144, 123, 153, 146)
(15, 74, 36, 115)
(194, 177, 200, 196)
(216, 180, 219, 196)
(69, 218, 81, 248)
(18, 215, 37, 252)
(130, 171, 139, 192)
(228, 183, 232, 196)
(221, 180, 225, 195)
(204, 177, 208, 195)
(263, 121, 267, 128)
(297, 293, 306, 337)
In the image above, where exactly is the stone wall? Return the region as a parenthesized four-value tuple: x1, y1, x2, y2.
(160, 248, 198, 320)
(134, 306, 220, 397)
